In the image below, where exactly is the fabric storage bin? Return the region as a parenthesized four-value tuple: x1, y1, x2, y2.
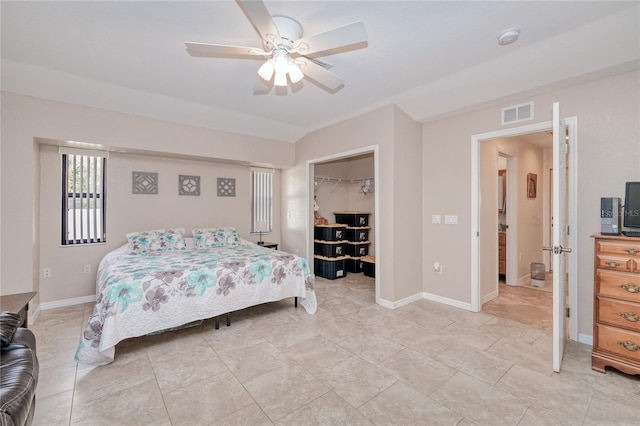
(346, 257, 364, 273)
(314, 255, 348, 280)
(345, 226, 370, 242)
(346, 241, 370, 257)
(361, 256, 375, 277)
(334, 211, 371, 227)
(314, 240, 347, 257)
(314, 224, 346, 241)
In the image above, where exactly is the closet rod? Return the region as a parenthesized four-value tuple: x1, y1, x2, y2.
(314, 176, 374, 184)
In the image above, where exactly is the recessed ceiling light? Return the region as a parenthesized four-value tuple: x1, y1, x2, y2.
(498, 28, 520, 46)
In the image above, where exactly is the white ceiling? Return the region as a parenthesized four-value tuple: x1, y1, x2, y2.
(2, 1, 639, 143)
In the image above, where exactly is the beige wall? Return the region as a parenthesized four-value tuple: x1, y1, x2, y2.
(1, 92, 292, 302)
(423, 70, 640, 339)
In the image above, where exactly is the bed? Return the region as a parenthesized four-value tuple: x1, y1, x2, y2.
(75, 227, 316, 367)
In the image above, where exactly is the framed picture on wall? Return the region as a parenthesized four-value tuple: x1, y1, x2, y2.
(527, 173, 537, 199)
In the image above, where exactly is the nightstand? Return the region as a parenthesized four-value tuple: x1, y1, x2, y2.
(258, 242, 278, 250)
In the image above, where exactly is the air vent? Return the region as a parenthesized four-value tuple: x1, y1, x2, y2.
(502, 101, 534, 125)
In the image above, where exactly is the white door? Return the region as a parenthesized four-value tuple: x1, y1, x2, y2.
(551, 102, 570, 372)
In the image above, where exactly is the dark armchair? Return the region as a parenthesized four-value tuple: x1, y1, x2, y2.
(0, 312, 39, 426)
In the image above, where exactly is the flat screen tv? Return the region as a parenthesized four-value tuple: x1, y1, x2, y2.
(623, 182, 640, 228)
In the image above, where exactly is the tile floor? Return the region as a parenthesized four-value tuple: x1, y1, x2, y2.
(31, 273, 639, 425)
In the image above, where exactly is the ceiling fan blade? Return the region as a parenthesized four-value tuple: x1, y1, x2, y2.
(236, 0, 282, 46)
(295, 21, 367, 56)
(299, 58, 344, 90)
(185, 42, 268, 58)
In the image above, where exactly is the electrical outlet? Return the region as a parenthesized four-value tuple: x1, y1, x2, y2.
(83, 264, 92, 274)
(43, 268, 52, 279)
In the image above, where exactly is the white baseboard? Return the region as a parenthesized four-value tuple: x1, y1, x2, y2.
(481, 289, 499, 305)
(422, 291, 473, 311)
(378, 291, 473, 312)
(517, 273, 531, 287)
(377, 292, 423, 309)
(578, 333, 593, 346)
(39, 295, 96, 311)
(376, 297, 395, 309)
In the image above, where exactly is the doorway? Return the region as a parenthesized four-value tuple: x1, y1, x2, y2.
(470, 117, 578, 344)
(306, 146, 380, 303)
(483, 133, 554, 331)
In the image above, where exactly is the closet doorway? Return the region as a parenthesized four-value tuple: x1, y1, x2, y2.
(307, 146, 380, 303)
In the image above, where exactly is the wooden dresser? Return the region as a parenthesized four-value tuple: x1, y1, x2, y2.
(592, 234, 640, 375)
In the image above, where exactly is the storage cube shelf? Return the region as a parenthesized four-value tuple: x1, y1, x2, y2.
(314, 224, 346, 241)
(334, 211, 371, 227)
(314, 255, 348, 280)
(314, 240, 347, 258)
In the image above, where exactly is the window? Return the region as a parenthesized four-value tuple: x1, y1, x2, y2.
(61, 148, 107, 245)
(251, 168, 273, 234)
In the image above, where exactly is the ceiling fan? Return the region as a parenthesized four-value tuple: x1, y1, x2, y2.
(185, 0, 368, 91)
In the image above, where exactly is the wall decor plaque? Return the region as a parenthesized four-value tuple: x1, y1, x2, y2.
(132, 172, 158, 194)
(179, 175, 200, 196)
(217, 178, 236, 197)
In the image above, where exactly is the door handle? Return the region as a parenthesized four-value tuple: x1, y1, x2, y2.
(543, 246, 572, 254)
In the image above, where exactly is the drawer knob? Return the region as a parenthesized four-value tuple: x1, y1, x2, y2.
(617, 340, 640, 352)
(620, 283, 640, 293)
(618, 312, 640, 322)
(624, 248, 639, 255)
(605, 260, 619, 267)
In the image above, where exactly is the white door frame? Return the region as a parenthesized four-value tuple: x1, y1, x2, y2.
(471, 117, 578, 341)
(306, 145, 380, 303)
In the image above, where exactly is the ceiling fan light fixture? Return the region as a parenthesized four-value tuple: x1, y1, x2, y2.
(257, 60, 275, 81)
(274, 70, 288, 87)
(273, 50, 289, 75)
(288, 62, 304, 83)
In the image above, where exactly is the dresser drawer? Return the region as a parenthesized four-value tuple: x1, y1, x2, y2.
(596, 240, 640, 257)
(595, 324, 640, 364)
(597, 270, 640, 302)
(597, 298, 640, 332)
(595, 255, 634, 272)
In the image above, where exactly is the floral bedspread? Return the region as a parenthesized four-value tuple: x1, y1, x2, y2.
(75, 241, 316, 366)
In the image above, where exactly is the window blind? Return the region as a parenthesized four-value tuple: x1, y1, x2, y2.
(251, 169, 273, 233)
(61, 149, 107, 245)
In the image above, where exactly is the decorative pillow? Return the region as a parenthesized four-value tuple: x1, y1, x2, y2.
(162, 228, 187, 251)
(0, 312, 22, 348)
(220, 227, 241, 247)
(126, 229, 165, 254)
(192, 227, 240, 250)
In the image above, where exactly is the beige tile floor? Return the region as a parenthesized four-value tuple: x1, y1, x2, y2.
(30, 273, 639, 425)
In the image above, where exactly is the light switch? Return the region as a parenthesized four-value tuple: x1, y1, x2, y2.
(444, 215, 458, 225)
(431, 215, 441, 224)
